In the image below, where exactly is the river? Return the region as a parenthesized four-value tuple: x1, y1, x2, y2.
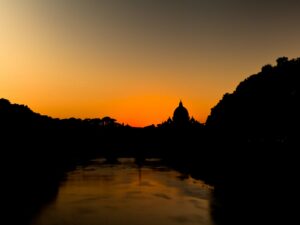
(31, 158, 215, 225)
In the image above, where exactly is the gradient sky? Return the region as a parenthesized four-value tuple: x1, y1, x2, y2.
(1, 0, 300, 126)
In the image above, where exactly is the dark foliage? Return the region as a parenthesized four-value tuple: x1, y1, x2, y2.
(203, 57, 300, 224)
(206, 57, 299, 145)
(1, 56, 299, 225)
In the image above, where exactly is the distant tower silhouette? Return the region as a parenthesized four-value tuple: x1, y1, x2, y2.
(172, 101, 190, 127)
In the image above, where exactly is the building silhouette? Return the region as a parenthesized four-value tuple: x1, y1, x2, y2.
(172, 101, 190, 127)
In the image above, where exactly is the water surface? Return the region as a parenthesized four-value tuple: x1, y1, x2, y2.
(32, 158, 214, 225)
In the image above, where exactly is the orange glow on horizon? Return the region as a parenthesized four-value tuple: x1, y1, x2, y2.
(2, 2, 300, 127)
(5, 94, 213, 127)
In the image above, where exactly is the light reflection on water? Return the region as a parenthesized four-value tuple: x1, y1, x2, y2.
(32, 158, 214, 225)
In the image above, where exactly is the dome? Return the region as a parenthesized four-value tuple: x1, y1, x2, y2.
(173, 101, 190, 126)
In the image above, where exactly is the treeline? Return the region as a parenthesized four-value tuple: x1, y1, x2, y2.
(0, 98, 128, 164)
(197, 57, 299, 225)
(1, 56, 299, 224)
(206, 56, 299, 146)
(1, 56, 299, 173)
(179, 57, 300, 183)
(0, 99, 134, 225)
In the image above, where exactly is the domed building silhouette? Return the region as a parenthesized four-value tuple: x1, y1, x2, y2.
(158, 100, 202, 128)
(172, 101, 190, 127)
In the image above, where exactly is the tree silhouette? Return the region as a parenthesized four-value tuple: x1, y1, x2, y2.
(206, 56, 299, 144)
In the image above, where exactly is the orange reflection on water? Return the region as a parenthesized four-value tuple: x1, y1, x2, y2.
(32, 158, 214, 225)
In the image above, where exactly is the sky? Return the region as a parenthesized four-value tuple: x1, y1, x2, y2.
(1, 0, 300, 127)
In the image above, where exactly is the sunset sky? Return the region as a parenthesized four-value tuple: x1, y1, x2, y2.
(1, 0, 300, 127)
